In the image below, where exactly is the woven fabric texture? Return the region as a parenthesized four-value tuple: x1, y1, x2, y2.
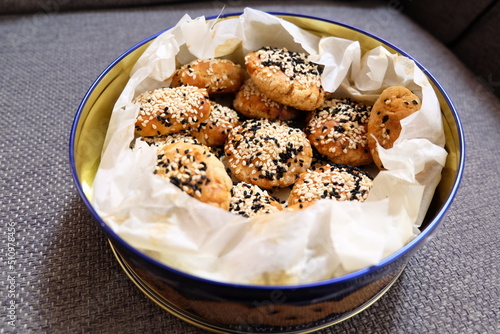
(0, 1, 498, 333)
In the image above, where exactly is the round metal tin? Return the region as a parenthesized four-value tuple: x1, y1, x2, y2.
(70, 12, 465, 333)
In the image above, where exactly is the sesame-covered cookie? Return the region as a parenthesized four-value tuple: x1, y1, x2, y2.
(224, 118, 313, 189)
(229, 182, 283, 218)
(134, 86, 211, 137)
(306, 98, 372, 166)
(155, 142, 232, 209)
(140, 131, 199, 148)
(170, 58, 245, 94)
(287, 164, 373, 206)
(189, 101, 240, 147)
(245, 47, 326, 111)
(286, 201, 316, 211)
(367, 86, 421, 169)
(233, 79, 300, 121)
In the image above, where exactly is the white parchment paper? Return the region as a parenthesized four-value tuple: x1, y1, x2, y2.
(91, 8, 447, 285)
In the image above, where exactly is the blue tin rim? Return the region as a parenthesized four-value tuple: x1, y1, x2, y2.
(69, 11, 465, 291)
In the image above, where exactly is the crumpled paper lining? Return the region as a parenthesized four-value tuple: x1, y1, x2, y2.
(91, 8, 448, 285)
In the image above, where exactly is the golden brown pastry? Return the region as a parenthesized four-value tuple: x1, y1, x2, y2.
(287, 164, 373, 206)
(134, 86, 211, 137)
(189, 101, 240, 147)
(224, 118, 313, 189)
(140, 131, 199, 148)
(306, 98, 372, 166)
(233, 79, 300, 121)
(367, 86, 421, 169)
(229, 182, 283, 218)
(170, 58, 245, 94)
(245, 47, 326, 111)
(286, 201, 316, 211)
(155, 142, 232, 209)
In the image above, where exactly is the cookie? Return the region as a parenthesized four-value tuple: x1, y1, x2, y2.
(170, 58, 245, 94)
(233, 79, 300, 121)
(224, 118, 312, 189)
(287, 164, 373, 206)
(245, 47, 326, 111)
(134, 86, 211, 137)
(140, 131, 199, 148)
(189, 101, 240, 147)
(306, 98, 372, 166)
(155, 142, 232, 209)
(367, 86, 421, 169)
(229, 182, 283, 218)
(286, 201, 316, 211)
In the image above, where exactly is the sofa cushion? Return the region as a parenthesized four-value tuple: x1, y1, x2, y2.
(400, 0, 500, 98)
(452, 2, 500, 97)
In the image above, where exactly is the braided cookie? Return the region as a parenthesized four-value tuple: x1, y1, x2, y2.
(233, 79, 300, 121)
(245, 47, 326, 111)
(225, 118, 312, 189)
(190, 101, 240, 147)
(155, 142, 232, 209)
(170, 58, 245, 94)
(134, 86, 211, 137)
(306, 98, 372, 166)
(288, 164, 373, 206)
(229, 182, 283, 218)
(367, 86, 421, 169)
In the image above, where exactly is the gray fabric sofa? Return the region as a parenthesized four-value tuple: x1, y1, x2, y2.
(401, 0, 500, 99)
(1, 1, 498, 333)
